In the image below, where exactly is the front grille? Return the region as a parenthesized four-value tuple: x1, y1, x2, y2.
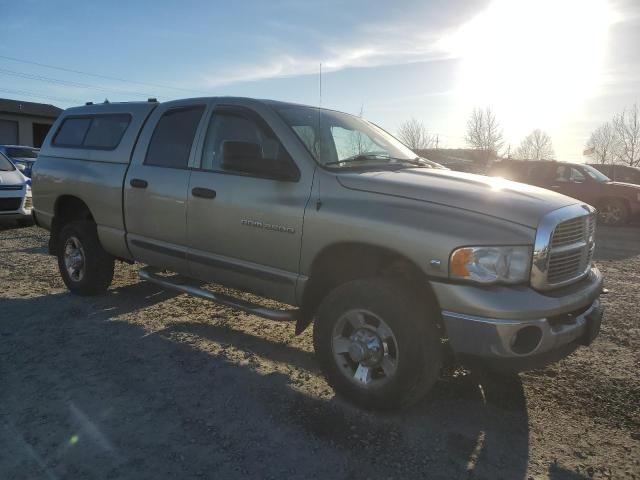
(546, 214, 595, 286)
(0, 185, 23, 191)
(0, 197, 22, 211)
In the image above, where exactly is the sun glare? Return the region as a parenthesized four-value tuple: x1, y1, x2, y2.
(439, 0, 616, 138)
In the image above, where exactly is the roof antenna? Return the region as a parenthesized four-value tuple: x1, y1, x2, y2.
(316, 63, 323, 211)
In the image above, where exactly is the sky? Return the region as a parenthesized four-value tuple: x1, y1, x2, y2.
(1, 0, 638, 161)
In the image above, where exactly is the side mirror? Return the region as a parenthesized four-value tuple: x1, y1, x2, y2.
(222, 140, 297, 180)
(15, 163, 26, 172)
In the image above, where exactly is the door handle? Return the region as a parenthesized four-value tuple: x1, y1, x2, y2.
(192, 187, 217, 199)
(130, 178, 148, 189)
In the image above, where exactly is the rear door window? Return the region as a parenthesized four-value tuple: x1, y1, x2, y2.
(145, 106, 205, 169)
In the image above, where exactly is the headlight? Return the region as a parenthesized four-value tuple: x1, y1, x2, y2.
(450, 246, 532, 284)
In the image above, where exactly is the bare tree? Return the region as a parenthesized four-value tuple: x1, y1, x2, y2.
(397, 118, 435, 151)
(464, 107, 504, 156)
(350, 105, 375, 154)
(516, 129, 555, 160)
(585, 122, 619, 164)
(613, 103, 640, 167)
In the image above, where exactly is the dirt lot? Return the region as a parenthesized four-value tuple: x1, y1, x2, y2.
(1, 224, 638, 480)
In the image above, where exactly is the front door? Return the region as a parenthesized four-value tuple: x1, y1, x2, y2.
(549, 164, 590, 202)
(124, 101, 206, 273)
(186, 104, 313, 305)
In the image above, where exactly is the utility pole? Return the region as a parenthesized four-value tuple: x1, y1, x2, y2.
(435, 135, 439, 149)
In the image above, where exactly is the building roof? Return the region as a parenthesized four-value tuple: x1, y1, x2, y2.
(0, 98, 63, 118)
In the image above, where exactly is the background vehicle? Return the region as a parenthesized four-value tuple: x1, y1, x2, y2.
(0, 145, 39, 178)
(32, 98, 604, 409)
(0, 151, 33, 226)
(589, 163, 640, 186)
(490, 159, 640, 226)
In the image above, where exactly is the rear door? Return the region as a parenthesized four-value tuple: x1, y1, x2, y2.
(185, 103, 313, 305)
(124, 100, 206, 273)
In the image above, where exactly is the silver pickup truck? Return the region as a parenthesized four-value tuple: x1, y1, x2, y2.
(32, 97, 604, 409)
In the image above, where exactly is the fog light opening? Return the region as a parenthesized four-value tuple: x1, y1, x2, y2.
(511, 326, 542, 355)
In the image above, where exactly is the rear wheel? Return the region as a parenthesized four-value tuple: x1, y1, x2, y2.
(56, 220, 115, 295)
(313, 278, 442, 410)
(598, 198, 629, 226)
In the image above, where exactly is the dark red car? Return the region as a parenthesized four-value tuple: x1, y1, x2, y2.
(489, 160, 640, 226)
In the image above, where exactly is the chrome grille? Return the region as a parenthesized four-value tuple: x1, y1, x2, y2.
(531, 205, 597, 291)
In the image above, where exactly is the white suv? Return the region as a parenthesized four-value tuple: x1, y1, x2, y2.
(0, 151, 33, 226)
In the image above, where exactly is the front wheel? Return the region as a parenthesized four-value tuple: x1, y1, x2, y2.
(313, 278, 442, 410)
(598, 198, 629, 226)
(56, 220, 115, 295)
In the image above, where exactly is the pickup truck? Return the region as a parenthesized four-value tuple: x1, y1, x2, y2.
(32, 97, 604, 409)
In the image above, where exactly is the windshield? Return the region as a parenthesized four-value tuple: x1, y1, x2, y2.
(0, 152, 16, 171)
(582, 164, 611, 183)
(6, 147, 38, 159)
(275, 104, 423, 168)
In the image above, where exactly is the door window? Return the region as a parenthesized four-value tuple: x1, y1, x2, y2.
(200, 109, 290, 174)
(555, 165, 586, 183)
(145, 106, 205, 168)
(329, 126, 386, 161)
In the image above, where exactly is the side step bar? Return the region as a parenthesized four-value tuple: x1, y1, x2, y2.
(138, 267, 298, 322)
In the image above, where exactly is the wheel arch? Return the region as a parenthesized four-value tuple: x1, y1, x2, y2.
(49, 195, 95, 255)
(297, 241, 441, 334)
(595, 195, 631, 225)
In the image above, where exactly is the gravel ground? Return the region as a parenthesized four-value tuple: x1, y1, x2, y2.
(0, 223, 638, 480)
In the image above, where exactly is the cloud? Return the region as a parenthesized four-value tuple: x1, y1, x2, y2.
(200, 39, 451, 87)
(198, 15, 460, 88)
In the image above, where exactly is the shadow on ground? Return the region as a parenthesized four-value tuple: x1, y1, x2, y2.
(0, 281, 591, 479)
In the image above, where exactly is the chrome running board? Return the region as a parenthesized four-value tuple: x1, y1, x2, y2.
(138, 267, 298, 322)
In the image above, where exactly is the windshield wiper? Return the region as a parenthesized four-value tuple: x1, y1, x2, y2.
(324, 154, 429, 168)
(324, 154, 387, 167)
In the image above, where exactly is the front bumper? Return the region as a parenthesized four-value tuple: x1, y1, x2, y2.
(0, 203, 32, 220)
(432, 267, 604, 370)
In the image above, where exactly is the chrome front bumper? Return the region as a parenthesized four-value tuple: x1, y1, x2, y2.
(442, 299, 602, 358)
(432, 267, 604, 369)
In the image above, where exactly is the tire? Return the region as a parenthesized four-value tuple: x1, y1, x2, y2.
(313, 278, 442, 410)
(56, 220, 115, 295)
(598, 198, 629, 226)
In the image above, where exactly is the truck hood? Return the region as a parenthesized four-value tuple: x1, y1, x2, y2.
(0, 168, 27, 186)
(337, 168, 578, 228)
(604, 181, 640, 195)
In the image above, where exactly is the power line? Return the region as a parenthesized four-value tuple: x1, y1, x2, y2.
(0, 54, 208, 96)
(0, 67, 155, 99)
(0, 87, 85, 104)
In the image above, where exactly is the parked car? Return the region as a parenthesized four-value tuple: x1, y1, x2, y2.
(589, 163, 640, 186)
(0, 151, 33, 225)
(0, 145, 39, 178)
(489, 160, 640, 226)
(32, 98, 604, 409)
